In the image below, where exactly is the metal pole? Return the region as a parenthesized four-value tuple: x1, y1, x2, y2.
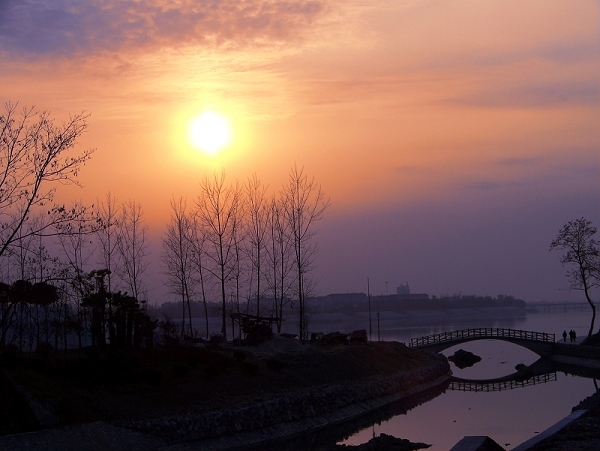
(377, 311, 381, 341)
(368, 277, 372, 341)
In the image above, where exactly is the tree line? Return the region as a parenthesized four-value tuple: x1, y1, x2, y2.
(162, 168, 329, 342)
(0, 102, 329, 355)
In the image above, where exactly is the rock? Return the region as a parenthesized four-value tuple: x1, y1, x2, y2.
(448, 349, 482, 369)
(450, 435, 505, 451)
(333, 433, 431, 450)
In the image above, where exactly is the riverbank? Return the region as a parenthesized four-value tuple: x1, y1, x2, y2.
(0, 338, 449, 450)
(512, 336, 600, 451)
(518, 390, 600, 451)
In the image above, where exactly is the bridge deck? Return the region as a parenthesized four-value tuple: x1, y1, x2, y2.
(409, 328, 555, 348)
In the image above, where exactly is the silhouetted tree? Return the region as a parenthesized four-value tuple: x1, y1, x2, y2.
(0, 103, 93, 258)
(30, 281, 58, 351)
(0, 282, 10, 350)
(281, 165, 329, 340)
(196, 172, 242, 340)
(190, 215, 211, 338)
(80, 269, 110, 347)
(96, 193, 121, 293)
(162, 198, 195, 338)
(550, 217, 600, 338)
(8, 280, 33, 352)
(117, 201, 149, 304)
(245, 174, 269, 316)
(266, 196, 294, 333)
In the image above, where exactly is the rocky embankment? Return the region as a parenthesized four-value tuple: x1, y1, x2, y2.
(120, 356, 450, 443)
(0, 339, 450, 451)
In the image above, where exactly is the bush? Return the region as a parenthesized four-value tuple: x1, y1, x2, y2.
(233, 351, 247, 362)
(209, 333, 225, 344)
(203, 365, 219, 379)
(171, 363, 189, 377)
(141, 368, 163, 384)
(0, 344, 19, 366)
(36, 341, 53, 358)
(266, 359, 286, 372)
(240, 361, 258, 374)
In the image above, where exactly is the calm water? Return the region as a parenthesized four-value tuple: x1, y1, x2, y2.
(340, 310, 598, 451)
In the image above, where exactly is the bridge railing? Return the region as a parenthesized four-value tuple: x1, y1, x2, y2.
(409, 328, 555, 347)
(448, 373, 557, 392)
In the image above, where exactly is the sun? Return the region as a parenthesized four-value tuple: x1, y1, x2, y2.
(188, 111, 232, 156)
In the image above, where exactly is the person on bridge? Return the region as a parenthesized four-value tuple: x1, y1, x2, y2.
(563, 330, 567, 342)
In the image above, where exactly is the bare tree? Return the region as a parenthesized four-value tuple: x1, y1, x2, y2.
(190, 215, 211, 338)
(550, 217, 600, 338)
(117, 201, 149, 303)
(96, 193, 121, 293)
(0, 103, 93, 258)
(245, 174, 269, 316)
(281, 166, 329, 340)
(196, 172, 242, 340)
(266, 196, 294, 333)
(56, 207, 98, 349)
(162, 198, 195, 338)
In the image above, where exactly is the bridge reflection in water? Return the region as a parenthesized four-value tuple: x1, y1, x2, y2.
(448, 372, 557, 392)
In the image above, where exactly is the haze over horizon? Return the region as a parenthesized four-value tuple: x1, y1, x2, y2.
(0, 1, 598, 305)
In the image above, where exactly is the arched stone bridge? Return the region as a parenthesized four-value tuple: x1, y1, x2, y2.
(408, 328, 556, 357)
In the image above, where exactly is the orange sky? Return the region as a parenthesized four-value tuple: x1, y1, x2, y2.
(0, 1, 598, 302)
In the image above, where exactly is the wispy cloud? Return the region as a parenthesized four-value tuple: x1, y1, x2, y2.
(446, 80, 598, 109)
(0, 0, 327, 58)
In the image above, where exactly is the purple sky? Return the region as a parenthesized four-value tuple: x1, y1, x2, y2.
(0, 1, 598, 304)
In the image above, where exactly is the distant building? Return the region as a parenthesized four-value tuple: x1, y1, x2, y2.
(397, 282, 410, 295)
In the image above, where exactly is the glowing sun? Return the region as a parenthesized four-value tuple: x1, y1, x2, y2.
(188, 111, 232, 155)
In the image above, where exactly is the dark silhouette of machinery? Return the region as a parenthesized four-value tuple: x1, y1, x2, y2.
(230, 313, 276, 345)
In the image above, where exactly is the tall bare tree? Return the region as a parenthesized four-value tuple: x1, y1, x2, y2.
(281, 165, 329, 340)
(0, 103, 93, 258)
(117, 201, 149, 303)
(190, 215, 211, 338)
(550, 217, 600, 338)
(245, 174, 269, 316)
(162, 198, 195, 338)
(96, 193, 121, 293)
(266, 196, 294, 333)
(196, 172, 241, 339)
(54, 207, 98, 350)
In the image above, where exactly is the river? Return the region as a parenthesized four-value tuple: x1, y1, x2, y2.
(338, 309, 598, 450)
(187, 308, 598, 450)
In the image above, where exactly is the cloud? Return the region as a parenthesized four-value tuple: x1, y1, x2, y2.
(0, 0, 327, 58)
(446, 80, 599, 109)
(463, 158, 598, 194)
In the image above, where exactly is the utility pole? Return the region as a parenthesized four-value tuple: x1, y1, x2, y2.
(368, 277, 372, 341)
(377, 311, 381, 341)
(385, 281, 388, 295)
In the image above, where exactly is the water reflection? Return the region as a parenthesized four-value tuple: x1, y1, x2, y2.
(258, 382, 451, 451)
(336, 361, 599, 451)
(448, 373, 557, 392)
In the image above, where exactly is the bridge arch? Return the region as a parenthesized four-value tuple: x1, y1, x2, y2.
(408, 328, 556, 357)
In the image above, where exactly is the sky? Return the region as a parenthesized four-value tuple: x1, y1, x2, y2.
(0, 0, 598, 304)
